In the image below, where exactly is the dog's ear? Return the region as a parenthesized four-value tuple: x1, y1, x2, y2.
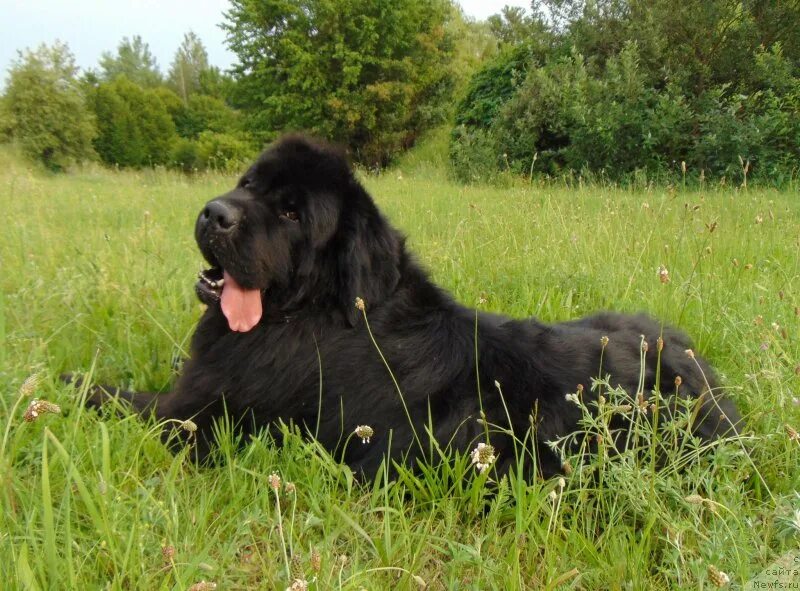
(337, 196, 401, 327)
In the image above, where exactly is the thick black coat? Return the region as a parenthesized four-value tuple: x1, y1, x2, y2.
(89, 135, 740, 477)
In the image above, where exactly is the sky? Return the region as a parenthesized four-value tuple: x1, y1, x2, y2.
(0, 0, 531, 81)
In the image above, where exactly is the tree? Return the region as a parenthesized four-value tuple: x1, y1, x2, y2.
(99, 36, 162, 87)
(2, 42, 96, 169)
(168, 31, 211, 104)
(89, 76, 176, 166)
(222, 0, 455, 166)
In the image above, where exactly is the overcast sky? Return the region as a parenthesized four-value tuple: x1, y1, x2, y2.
(0, 1, 531, 80)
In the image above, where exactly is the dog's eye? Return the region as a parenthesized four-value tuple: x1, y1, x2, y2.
(281, 211, 299, 222)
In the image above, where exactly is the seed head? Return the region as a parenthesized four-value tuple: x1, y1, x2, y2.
(355, 425, 374, 444)
(310, 548, 322, 573)
(354, 297, 365, 311)
(684, 349, 695, 359)
(656, 337, 664, 352)
(685, 494, 705, 505)
(658, 265, 670, 284)
(674, 376, 682, 387)
(162, 545, 176, 562)
(23, 399, 61, 422)
(470, 442, 496, 473)
(561, 460, 573, 475)
(181, 419, 198, 433)
(268, 472, 281, 491)
(707, 565, 730, 587)
(600, 335, 609, 348)
(786, 424, 799, 442)
(285, 482, 296, 494)
(19, 374, 41, 397)
(188, 582, 217, 591)
(291, 553, 304, 579)
(286, 580, 308, 591)
(557, 477, 565, 490)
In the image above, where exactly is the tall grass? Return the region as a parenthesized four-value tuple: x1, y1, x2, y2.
(1, 141, 799, 589)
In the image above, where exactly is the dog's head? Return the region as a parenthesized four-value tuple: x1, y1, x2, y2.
(195, 135, 402, 332)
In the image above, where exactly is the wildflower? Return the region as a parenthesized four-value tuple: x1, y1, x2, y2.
(286, 580, 308, 591)
(355, 425, 374, 444)
(600, 335, 609, 348)
(188, 582, 217, 591)
(548, 490, 558, 502)
(19, 374, 41, 397)
(23, 399, 61, 422)
(354, 297, 365, 311)
(470, 442, 496, 473)
(707, 565, 730, 587)
(674, 376, 682, 387)
(284, 482, 296, 494)
(641, 339, 649, 353)
(658, 265, 670, 284)
(557, 477, 565, 490)
(565, 392, 581, 406)
(268, 472, 281, 491)
(786, 424, 799, 442)
(656, 337, 664, 352)
(684, 349, 695, 359)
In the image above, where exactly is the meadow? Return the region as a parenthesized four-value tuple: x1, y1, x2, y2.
(1, 137, 799, 590)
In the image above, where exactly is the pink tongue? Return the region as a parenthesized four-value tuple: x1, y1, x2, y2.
(220, 271, 262, 332)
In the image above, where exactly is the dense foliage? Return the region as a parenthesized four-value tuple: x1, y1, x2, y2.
(1, 43, 96, 170)
(222, 0, 456, 166)
(89, 77, 176, 167)
(452, 0, 800, 184)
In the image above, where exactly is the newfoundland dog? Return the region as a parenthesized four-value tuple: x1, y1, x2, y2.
(84, 134, 740, 477)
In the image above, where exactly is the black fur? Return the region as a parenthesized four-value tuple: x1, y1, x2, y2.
(83, 134, 740, 477)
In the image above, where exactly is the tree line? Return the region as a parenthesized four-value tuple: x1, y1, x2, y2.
(452, 0, 800, 185)
(1, 0, 799, 185)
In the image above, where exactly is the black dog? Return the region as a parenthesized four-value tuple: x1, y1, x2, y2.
(83, 135, 740, 477)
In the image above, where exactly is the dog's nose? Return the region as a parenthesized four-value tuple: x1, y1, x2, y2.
(200, 200, 241, 231)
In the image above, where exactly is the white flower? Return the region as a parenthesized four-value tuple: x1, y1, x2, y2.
(470, 442, 496, 473)
(355, 425, 374, 444)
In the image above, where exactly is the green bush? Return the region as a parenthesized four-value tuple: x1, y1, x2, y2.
(196, 131, 256, 172)
(2, 43, 96, 170)
(452, 0, 800, 185)
(170, 137, 201, 172)
(89, 76, 177, 167)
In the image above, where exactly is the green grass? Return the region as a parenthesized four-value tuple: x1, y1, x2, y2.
(1, 140, 799, 590)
